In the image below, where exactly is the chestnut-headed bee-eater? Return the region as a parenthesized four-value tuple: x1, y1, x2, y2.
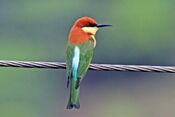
(66, 16, 111, 109)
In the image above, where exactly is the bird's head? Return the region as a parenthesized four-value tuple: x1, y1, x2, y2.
(73, 16, 112, 35)
(69, 16, 111, 45)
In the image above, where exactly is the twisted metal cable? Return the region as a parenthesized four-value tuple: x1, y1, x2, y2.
(0, 60, 174, 73)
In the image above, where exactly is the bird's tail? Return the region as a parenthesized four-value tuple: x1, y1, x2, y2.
(67, 78, 80, 109)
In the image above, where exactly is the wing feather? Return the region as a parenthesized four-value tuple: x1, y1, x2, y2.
(66, 37, 95, 81)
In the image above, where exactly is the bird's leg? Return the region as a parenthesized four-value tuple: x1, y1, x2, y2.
(75, 77, 81, 89)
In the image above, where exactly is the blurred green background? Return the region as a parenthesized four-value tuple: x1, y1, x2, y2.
(0, 0, 175, 117)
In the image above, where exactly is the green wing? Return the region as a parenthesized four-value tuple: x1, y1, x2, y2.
(78, 39, 94, 78)
(66, 38, 94, 79)
(66, 38, 94, 109)
(66, 44, 74, 77)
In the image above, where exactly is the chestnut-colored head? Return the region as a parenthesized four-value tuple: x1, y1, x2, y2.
(73, 17, 99, 35)
(69, 16, 111, 44)
(74, 17, 97, 28)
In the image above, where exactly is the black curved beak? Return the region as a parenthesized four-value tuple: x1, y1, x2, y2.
(96, 24, 112, 28)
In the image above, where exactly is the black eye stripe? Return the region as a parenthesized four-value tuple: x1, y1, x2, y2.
(85, 23, 96, 27)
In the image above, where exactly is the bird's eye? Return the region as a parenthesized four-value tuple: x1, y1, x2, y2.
(84, 23, 96, 27)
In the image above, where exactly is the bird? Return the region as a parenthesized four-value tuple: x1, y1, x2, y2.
(66, 16, 111, 109)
